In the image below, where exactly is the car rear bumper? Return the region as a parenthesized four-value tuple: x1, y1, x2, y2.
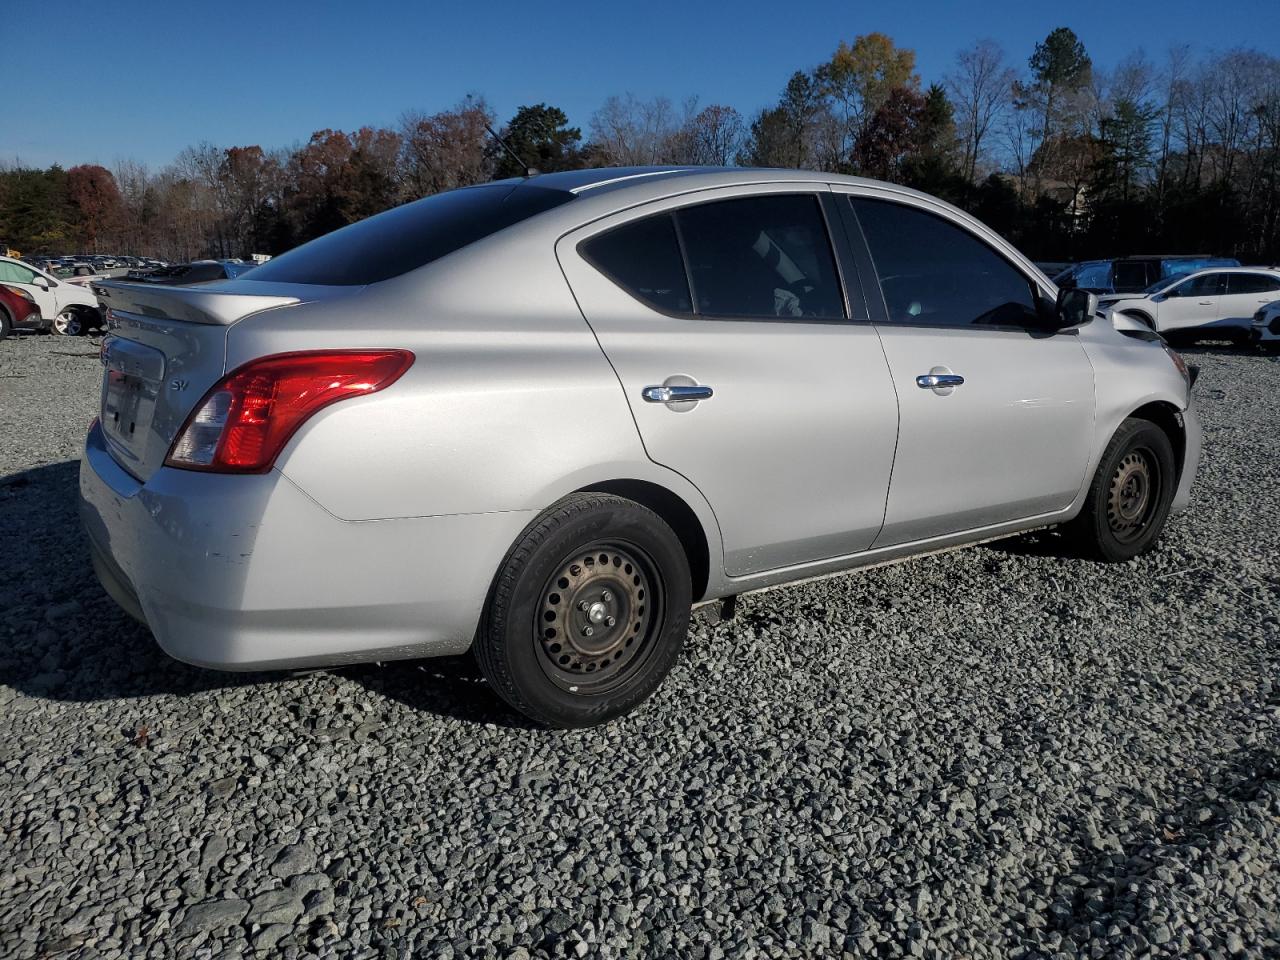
(78, 421, 533, 671)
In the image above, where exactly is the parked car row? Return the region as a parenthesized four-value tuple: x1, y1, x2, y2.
(36, 255, 168, 274)
(0, 255, 102, 337)
(1053, 254, 1243, 296)
(0, 255, 260, 340)
(1098, 266, 1280, 343)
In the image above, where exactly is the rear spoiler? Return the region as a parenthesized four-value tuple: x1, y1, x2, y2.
(92, 280, 299, 326)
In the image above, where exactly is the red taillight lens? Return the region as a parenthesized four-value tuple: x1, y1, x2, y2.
(165, 350, 414, 473)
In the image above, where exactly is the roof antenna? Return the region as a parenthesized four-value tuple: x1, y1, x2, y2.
(485, 123, 539, 178)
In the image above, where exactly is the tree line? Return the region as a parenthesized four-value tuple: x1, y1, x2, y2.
(3, 28, 1279, 264)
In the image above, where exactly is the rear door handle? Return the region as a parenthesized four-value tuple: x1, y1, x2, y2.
(1197, 300, 1214, 305)
(916, 373, 965, 389)
(642, 384, 714, 403)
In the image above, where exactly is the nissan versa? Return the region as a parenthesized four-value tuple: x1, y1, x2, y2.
(80, 167, 1201, 728)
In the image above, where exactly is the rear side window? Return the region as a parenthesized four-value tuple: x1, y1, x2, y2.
(1113, 260, 1154, 291)
(1227, 273, 1280, 294)
(852, 197, 1039, 328)
(677, 195, 845, 319)
(580, 194, 846, 320)
(580, 214, 692, 313)
(246, 183, 574, 286)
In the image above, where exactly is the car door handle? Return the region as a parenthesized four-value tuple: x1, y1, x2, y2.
(1198, 300, 1214, 305)
(916, 374, 965, 389)
(642, 384, 713, 403)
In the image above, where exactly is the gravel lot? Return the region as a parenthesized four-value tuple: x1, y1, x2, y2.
(1, 332, 1277, 960)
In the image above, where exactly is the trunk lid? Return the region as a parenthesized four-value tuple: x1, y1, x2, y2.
(92, 280, 301, 481)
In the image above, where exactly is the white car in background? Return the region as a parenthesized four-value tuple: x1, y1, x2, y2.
(1251, 300, 1280, 350)
(1099, 267, 1280, 342)
(0, 255, 102, 335)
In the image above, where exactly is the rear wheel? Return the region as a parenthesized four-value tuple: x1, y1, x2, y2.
(474, 493, 691, 728)
(0, 307, 10, 340)
(1067, 417, 1176, 562)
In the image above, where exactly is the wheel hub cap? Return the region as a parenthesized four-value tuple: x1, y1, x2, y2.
(536, 541, 659, 690)
(1107, 450, 1156, 541)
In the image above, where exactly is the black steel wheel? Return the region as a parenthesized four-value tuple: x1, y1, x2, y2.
(475, 493, 691, 728)
(535, 540, 663, 695)
(1068, 417, 1176, 562)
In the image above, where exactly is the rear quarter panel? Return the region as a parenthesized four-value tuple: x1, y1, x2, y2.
(228, 231, 724, 561)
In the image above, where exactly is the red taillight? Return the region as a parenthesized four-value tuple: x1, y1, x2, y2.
(164, 350, 414, 473)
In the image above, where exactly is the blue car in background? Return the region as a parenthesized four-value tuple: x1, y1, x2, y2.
(1055, 255, 1241, 295)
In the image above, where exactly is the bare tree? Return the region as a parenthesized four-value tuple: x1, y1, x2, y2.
(399, 96, 494, 199)
(946, 39, 1016, 180)
(1154, 45, 1192, 198)
(671, 104, 745, 165)
(589, 94, 695, 165)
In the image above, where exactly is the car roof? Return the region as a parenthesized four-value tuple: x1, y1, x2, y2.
(519, 164, 933, 200)
(1168, 266, 1280, 281)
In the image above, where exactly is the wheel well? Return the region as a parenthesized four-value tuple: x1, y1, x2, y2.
(577, 479, 711, 602)
(1128, 401, 1186, 482)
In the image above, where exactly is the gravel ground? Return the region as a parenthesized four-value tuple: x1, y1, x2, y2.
(1, 331, 1277, 960)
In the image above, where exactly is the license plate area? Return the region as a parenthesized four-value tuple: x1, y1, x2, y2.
(104, 370, 148, 442)
(100, 336, 166, 465)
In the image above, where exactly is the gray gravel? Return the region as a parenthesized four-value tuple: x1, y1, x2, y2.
(1, 331, 1277, 959)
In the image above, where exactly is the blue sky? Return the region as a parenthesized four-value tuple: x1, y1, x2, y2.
(2, 0, 1275, 170)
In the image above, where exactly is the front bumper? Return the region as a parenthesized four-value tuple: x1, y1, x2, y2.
(1170, 402, 1202, 516)
(79, 421, 534, 671)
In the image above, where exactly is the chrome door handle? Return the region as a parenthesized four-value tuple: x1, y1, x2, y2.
(916, 373, 965, 389)
(642, 384, 714, 403)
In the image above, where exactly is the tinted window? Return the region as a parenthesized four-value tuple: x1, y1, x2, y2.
(1113, 260, 1155, 292)
(580, 214, 692, 313)
(852, 198, 1039, 327)
(1227, 273, 1280, 294)
(1074, 262, 1112, 289)
(1175, 273, 1226, 297)
(246, 183, 574, 286)
(676, 195, 844, 319)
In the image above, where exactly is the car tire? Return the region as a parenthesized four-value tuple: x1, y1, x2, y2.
(0, 307, 10, 340)
(52, 308, 84, 336)
(1067, 417, 1177, 562)
(474, 492, 692, 728)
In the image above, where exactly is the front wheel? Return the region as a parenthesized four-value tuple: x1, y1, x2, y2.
(52, 308, 84, 336)
(1067, 417, 1177, 562)
(474, 493, 692, 728)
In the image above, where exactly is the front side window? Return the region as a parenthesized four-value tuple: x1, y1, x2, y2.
(851, 198, 1039, 328)
(0, 261, 37, 285)
(1175, 273, 1226, 298)
(1227, 273, 1280, 295)
(676, 195, 845, 319)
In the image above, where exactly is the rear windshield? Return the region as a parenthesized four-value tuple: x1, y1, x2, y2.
(245, 182, 574, 286)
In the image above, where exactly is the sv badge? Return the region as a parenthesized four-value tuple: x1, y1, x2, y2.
(169, 378, 188, 392)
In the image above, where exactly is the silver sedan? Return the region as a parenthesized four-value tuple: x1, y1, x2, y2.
(80, 167, 1201, 728)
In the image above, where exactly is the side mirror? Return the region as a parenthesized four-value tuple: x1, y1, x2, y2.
(1055, 286, 1096, 329)
(33, 276, 50, 290)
